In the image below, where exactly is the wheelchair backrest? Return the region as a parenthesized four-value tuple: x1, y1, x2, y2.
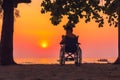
(64, 36, 78, 46)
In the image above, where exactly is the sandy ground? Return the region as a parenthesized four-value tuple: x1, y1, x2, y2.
(0, 63, 120, 80)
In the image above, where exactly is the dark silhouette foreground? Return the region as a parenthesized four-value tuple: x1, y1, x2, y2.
(0, 64, 120, 80)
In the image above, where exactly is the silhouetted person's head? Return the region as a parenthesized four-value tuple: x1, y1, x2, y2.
(65, 27, 73, 35)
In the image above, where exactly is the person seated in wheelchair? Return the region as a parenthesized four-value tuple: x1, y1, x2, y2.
(60, 27, 79, 53)
(59, 27, 81, 65)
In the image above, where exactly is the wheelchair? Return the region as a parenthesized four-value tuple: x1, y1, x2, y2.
(59, 36, 82, 66)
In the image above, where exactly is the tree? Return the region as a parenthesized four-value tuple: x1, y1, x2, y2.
(41, 0, 104, 29)
(0, 0, 31, 65)
(41, 0, 120, 64)
(103, 0, 120, 64)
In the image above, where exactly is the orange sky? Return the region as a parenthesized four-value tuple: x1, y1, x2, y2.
(0, 1, 118, 62)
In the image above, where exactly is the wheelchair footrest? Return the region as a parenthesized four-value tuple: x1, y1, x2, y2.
(65, 58, 74, 61)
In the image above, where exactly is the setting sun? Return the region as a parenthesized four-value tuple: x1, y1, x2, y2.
(40, 41, 48, 48)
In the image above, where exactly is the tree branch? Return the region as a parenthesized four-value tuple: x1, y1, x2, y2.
(14, 0, 31, 8)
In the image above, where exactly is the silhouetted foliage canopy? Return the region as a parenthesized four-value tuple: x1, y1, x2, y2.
(41, 0, 104, 29)
(103, 0, 118, 27)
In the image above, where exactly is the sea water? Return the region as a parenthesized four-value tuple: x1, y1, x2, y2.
(14, 57, 116, 64)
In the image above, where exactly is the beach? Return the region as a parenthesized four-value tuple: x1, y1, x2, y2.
(0, 63, 120, 80)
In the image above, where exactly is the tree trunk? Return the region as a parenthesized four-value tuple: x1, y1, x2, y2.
(114, 0, 120, 64)
(0, 0, 16, 65)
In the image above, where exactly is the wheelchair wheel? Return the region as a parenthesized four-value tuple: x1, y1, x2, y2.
(78, 47, 82, 65)
(75, 47, 82, 66)
(59, 47, 65, 65)
(60, 55, 65, 65)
